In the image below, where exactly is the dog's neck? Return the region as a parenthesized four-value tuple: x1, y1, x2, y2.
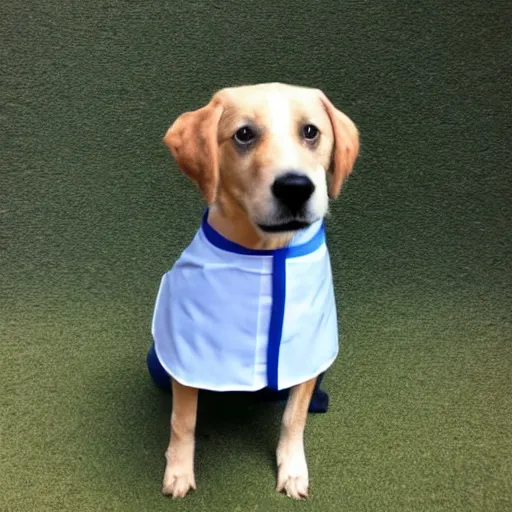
(208, 202, 294, 251)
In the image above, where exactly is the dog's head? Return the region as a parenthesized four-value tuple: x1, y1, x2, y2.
(163, 83, 359, 234)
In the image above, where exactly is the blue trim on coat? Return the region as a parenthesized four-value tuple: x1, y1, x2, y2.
(201, 209, 325, 258)
(267, 249, 287, 390)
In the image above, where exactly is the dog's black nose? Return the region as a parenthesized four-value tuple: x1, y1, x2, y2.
(272, 172, 315, 212)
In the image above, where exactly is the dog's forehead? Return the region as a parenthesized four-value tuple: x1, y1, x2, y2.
(219, 82, 315, 101)
(215, 83, 326, 128)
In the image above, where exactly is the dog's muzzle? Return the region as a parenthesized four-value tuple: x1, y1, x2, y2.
(256, 172, 316, 233)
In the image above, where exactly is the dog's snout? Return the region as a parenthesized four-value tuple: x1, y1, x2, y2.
(272, 172, 315, 211)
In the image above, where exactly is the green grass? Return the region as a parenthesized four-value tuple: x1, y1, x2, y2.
(1, 1, 511, 510)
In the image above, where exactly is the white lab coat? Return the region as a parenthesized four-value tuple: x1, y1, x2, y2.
(152, 212, 338, 392)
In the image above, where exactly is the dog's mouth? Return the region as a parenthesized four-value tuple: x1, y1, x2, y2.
(257, 220, 312, 233)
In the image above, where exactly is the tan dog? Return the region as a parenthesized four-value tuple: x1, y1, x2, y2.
(160, 82, 359, 499)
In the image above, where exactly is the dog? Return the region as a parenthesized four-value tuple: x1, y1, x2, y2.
(153, 82, 359, 500)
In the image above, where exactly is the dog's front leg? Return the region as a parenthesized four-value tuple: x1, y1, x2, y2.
(276, 377, 317, 500)
(162, 379, 198, 499)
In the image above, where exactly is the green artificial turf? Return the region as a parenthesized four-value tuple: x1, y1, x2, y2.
(1, 1, 511, 511)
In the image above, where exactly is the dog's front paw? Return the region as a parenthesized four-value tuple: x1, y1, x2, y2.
(276, 443, 309, 500)
(162, 465, 196, 499)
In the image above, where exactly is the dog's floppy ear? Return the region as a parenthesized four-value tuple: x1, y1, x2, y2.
(319, 91, 360, 199)
(163, 99, 224, 204)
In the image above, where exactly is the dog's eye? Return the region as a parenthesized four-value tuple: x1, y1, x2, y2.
(233, 126, 256, 145)
(302, 124, 319, 141)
